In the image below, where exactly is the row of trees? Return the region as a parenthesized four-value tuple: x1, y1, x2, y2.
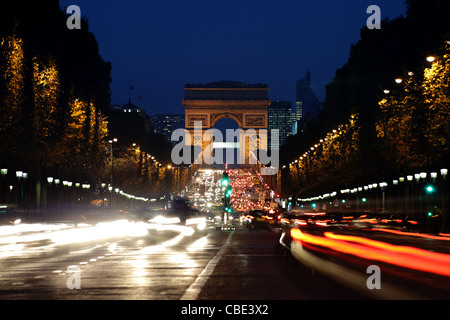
(0, 1, 175, 208)
(376, 45, 450, 172)
(104, 109, 174, 198)
(281, 0, 450, 198)
(287, 114, 360, 197)
(0, 1, 112, 207)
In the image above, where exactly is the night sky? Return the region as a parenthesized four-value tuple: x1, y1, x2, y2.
(59, 0, 407, 116)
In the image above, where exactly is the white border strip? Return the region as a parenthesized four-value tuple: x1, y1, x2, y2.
(181, 231, 234, 300)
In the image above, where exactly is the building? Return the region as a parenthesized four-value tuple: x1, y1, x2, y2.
(182, 80, 271, 167)
(293, 71, 323, 134)
(268, 100, 292, 150)
(110, 102, 154, 134)
(152, 114, 185, 144)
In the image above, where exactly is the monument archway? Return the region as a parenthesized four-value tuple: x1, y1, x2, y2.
(182, 81, 271, 167)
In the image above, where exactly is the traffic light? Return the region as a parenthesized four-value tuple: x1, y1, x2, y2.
(426, 185, 435, 193)
(223, 185, 233, 215)
(362, 198, 367, 203)
(225, 185, 233, 199)
(222, 171, 229, 186)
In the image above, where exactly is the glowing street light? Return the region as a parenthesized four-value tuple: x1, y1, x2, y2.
(426, 56, 436, 62)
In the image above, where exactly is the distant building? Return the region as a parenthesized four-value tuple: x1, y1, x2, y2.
(110, 102, 153, 133)
(152, 114, 185, 143)
(268, 101, 292, 150)
(293, 71, 323, 134)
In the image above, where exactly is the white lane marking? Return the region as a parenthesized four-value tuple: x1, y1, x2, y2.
(181, 231, 234, 300)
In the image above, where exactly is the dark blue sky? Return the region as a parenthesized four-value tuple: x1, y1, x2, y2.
(60, 0, 407, 116)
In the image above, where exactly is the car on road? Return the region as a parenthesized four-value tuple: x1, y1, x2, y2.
(244, 210, 272, 231)
(148, 198, 208, 234)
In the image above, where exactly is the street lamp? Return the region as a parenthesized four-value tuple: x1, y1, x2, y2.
(441, 168, 448, 179)
(1, 169, 7, 176)
(15, 171, 27, 210)
(426, 56, 436, 62)
(108, 139, 118, 177)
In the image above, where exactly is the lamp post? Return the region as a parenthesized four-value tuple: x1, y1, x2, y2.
(16, 171, 27, 210)
(441, 169, 448, 232)
(1, 169, 7, 203)
(47, 177, 54, 210)
(109, 138, 118, 208)
(109, 138, 118, 184)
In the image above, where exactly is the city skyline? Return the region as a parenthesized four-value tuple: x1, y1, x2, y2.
(59, 0, 406, 116)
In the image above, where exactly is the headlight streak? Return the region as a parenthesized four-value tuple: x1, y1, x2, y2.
(0, 220, 149, 257)
(289, 238, 418, 300)
(291, 228, 450, 277)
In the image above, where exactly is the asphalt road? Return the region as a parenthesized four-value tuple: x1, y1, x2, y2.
(1, 218, 449, 300)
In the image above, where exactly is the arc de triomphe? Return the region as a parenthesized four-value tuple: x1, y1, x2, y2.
(182, 81, 271, 166)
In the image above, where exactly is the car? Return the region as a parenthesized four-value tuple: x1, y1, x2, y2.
(244, 210, 271, 231)
(148, 198, 208, 234)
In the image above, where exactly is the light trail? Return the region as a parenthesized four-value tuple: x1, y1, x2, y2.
(369, 228, 450, 241)
(291, 228, 450, 277)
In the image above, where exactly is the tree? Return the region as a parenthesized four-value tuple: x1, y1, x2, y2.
(0, 1, 112, 208)
(376, 43, 450, 171)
